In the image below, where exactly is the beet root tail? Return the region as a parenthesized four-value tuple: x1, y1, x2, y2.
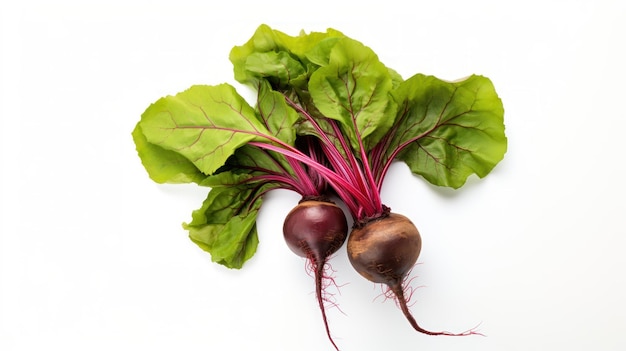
(389, 283, 484, 337)
(311, 259, 341, 351)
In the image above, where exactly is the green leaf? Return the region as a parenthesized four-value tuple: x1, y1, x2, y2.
(243, 51, 308, 90)
(308, 37, 396, 151)
(229, 24, 345, 89)
(183, 172, 267, 269)
(198, 169, 250, 187)
(201, 145, 293, 186)
(256, 80, 300, 144)
(276, 28, 345, 63)
(138, 84, 273, 175)
(229, 145, 293, 176)
(131, 123, 206, 184)
(390, 74, 507, 188)
(230, 24, 282, 86)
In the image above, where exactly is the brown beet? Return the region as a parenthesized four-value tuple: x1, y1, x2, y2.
(348, 213, 479, 337)
(348, 213, 421, 286)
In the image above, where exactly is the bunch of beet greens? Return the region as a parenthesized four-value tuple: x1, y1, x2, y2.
(132, 24, 507, 350)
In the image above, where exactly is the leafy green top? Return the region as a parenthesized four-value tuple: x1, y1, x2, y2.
(132, 24, 507, 268)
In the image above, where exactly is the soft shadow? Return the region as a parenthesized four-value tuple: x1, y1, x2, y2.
(425, 174, 484, 200)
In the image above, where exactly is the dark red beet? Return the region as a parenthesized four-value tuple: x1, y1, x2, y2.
(283, 199, 348, 350)
(348, 213, 479, 337)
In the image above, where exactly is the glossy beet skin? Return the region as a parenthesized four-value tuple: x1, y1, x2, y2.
(283, 200, 348, 263)
(347, 213, 421, 286)
(283, 199, 349, 351)
(347, 213, 478, 337)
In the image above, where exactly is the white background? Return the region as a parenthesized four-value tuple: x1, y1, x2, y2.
(2, 1, 625, 350)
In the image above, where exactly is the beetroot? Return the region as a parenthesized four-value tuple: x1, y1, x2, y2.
(283, 198, 348, 350)
(348, 213, 421, 287)
(348, 213, 479, 336)
(135, 26, 505, 347)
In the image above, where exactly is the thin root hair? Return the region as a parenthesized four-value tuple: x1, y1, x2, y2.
(304, 258, 346, 315)
(372, 264, 424, 308)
